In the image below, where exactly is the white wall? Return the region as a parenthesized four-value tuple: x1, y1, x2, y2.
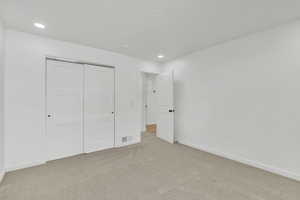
(4, 30, 159, 171)
(163, 20, 300, 181)
(0, 19, 5, 180)
(140, 62, 162, 74)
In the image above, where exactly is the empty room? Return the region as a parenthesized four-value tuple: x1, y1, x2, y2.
(0, 0, 300, 199)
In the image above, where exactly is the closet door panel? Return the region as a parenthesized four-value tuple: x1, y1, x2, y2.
(46, 60, 84, 161)
(84, 65, 115, 153)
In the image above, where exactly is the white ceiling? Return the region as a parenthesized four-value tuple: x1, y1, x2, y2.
(1, 0, 300, 62)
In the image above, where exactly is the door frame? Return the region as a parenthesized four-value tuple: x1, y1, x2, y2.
(45, 56, 116, 161)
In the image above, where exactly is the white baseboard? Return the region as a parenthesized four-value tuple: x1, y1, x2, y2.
(4, 137, 141, 172)
(115, 140, 140, 148)
(178, 139, 300, 182)
(0, 171, 5, 184)
(5, 160, 46, 172)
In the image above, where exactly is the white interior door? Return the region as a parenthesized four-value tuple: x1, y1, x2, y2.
(157, 72, 174, 143)
(46, 60, 84, 161)
(84, 65, 115, 153)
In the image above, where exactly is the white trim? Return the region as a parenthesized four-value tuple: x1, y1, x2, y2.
(5, 160, 46, 172)
(0, 171, 5, 184)
(46, 55, 115, 69)
(4, 137, 139, 172)
(178, 138, 300, 182)
(82, 65, 85, 153)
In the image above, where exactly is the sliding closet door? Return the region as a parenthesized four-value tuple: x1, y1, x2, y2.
(84, 65, 115, 153)
(46, 60, 84, 160)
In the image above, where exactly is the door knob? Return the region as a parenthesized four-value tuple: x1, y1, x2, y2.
(47, 114, 52, 118)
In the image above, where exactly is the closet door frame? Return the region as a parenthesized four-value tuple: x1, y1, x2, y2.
(45, 56, 116, 162)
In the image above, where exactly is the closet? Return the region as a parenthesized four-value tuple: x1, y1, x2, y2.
(46, 59, 115, 161)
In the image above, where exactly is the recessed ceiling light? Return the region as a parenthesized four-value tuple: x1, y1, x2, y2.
(157, 54, 164, 59)
(34, 22, 45, 29)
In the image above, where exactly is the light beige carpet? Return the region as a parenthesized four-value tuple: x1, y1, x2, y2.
(0, 132, 299, 200)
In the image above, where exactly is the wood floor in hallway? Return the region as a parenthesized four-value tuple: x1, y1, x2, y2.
(0, 132, 299, 200)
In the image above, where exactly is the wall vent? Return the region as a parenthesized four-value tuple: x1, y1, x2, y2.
(122, 137, 127, 143)
(122, 136, 133, 143)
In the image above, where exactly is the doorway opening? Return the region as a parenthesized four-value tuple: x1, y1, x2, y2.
(141, 71, 175, 143)
(141, 72, 159, 134)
